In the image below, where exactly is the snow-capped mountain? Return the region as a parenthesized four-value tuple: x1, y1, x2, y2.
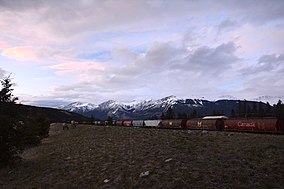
(59, 102, 98, 113)
(59, 96, 231, 119)
(59, 95, 275, 120)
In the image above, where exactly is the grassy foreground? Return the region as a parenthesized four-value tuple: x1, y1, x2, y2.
(0, 124, 283, 189)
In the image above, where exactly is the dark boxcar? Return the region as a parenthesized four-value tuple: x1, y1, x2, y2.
(123, 120, 132, 127)
(186, 119, 203, 129)
(224, 118, 284, 134)
(160, 119, 187, 129)
(186, 119, 224, 130)
(116, 120, 123, 126)
(132, 120, 144, 127)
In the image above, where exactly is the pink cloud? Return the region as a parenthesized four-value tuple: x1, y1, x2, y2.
(0, 41, 9, 49)
(1, 46, 37, 61)
(48, 61, 106, 80)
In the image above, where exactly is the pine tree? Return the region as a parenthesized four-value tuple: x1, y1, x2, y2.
(275, 100, 284, 119)
(90, 115, 94, 124)
(107, 116, 113, 125)
(161, 112, 165, 120)
(230, 109, 236, 117)
(0, 75, 21, 166)
(0, 75, 18, 103)
(251, 102, 258, 117)
(258, 102, 265, 117)
(190, 109, 198, 118)
(265, 102, 272, 116)
(247, 105, 252, 117)
(165, 106, 175, 119)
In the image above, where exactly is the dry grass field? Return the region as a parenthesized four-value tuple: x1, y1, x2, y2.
(0, 124, 283, 189)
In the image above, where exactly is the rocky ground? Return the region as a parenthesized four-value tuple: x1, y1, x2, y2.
(0, 124, 283, 189)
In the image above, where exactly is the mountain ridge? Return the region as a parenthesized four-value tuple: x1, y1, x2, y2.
(59, 96, 280, 120)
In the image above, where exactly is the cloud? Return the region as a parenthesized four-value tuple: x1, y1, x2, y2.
(1, 46, 77, 64)
(47, 61, 106, 81)
(1, 0, 283, 106)
(241, 72, 284, 98)
(0, 67, 6, 78)
(2, 46, 37, 61)
(217, 19, 239, 34)
(241, 53, 284, 75)
(42, 41, 242, 103)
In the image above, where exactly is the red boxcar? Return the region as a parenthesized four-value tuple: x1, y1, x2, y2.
(224, 118, 284, 134)
(186, 119, 225, 130)
(160, 119, 187, 129)
(123, 120, 132, 127)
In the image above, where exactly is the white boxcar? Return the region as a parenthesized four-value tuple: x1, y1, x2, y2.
(144, 120, 162, 127)
(132, 120, 144, 127)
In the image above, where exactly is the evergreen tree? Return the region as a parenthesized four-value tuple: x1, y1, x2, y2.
(161, 112, 165, 120)
(251, 102, 258, 117)
(107, 116, 113, 125)
(243, 100, 247, 117)
(265, 102, 272, 116)
(258, 102, 265, 117)
(0, 75, 18, 103)
(230, 109, 236, 118)
(90, 115, 94, 124)
(165, 106, 175, 119)
(237, 100, 246, 117)
(246, 105, 252, 117)
(177, 112, 188, 119)
(275, 100, 284, 119)
(150, 114, 158, 120)
(0, 75, 49, 166)
(0, 75, 21, 166)
(190, 109, 198, 118)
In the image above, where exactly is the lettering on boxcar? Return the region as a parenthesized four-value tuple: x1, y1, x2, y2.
(198, 121, 202, 127)
(237, 121, 255, 127)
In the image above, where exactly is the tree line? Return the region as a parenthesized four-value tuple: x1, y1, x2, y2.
(235, 100, 284, 119)
(157, 101, 284, 120)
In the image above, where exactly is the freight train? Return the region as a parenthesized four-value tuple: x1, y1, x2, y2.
(93, 116, 284, 134)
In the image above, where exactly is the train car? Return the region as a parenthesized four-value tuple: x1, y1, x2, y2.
(185, 119, 203, 129)
(186, 116, 227, 130)
(116, 120, 123, 126)
(94, 121, 99, 125)
(123, 120, 133, 127)
(144, 120, 161, 128)
(160, 119, 187, 129)
(132, 120, 144, 127)
(224, 118, 284, 134)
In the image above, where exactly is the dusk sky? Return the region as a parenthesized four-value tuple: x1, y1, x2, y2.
(0, 0, 283, 107)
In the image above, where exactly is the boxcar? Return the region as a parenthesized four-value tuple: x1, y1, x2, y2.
(123, 120, 133, 127)
(132, 120, 144, 127)
(185, 119, 203, 130)
(144, 120, 161, 127)
(186, 118, 225, 130)
(160, 119, 187, 129)
(224, 118, 284, 134)
(116, 120, 123, 126)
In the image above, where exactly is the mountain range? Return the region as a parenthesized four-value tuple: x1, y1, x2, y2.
(59, 95, 282, 120)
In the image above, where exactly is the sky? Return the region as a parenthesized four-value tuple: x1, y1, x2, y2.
(0, 0, 284, 107)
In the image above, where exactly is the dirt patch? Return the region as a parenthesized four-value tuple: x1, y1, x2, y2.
(1, 125, 284, 188)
